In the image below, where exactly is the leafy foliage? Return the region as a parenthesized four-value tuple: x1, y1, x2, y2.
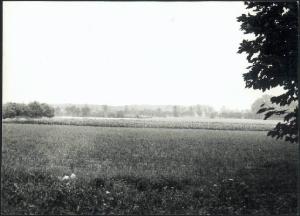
(2, 101, 54, 119)
(237, 2, 298, 143)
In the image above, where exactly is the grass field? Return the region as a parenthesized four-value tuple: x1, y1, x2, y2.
(2, 116, 278, 131)
(1, 120, 298, 215)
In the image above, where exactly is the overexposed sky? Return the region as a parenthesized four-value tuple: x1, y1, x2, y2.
(3, 1, 283, 110)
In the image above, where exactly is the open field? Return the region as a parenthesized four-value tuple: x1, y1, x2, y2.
(2, 116, 278, 131)
(2, 122, 297, 215)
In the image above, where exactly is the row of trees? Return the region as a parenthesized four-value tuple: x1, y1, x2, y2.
(3, 95, 295, 120)
(2, 102, 55, 119)
(54, 104, 219, 119)
(53, 95, 294, 119)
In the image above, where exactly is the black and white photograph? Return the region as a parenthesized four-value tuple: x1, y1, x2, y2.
(2, 1, 298, 215)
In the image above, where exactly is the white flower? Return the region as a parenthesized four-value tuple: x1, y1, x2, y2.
(62, 175, 70, 181)
(105, 191, 110, 194)
(70, 173, 76, 179)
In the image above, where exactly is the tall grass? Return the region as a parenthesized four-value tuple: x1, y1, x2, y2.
(2, 123, 297, 215)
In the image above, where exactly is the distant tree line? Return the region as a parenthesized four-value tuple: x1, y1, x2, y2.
(53, 95, 296, 119)
(5, 95, 294, 120)
(54, 104, 219, 119)
(2, 101, 55, 119)
(218, 95, 296, 120)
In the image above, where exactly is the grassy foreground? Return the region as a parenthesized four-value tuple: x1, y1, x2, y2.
(2, 123, 297, 215)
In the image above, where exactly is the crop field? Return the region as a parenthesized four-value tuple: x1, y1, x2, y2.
(1, 121, 298, 215)
(2, 116, 278, 131)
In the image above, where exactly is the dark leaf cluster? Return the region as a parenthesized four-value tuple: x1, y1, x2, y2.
(237, 2, 298, 143)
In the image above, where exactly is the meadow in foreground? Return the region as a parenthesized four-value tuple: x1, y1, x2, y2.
(2, 123, 297, 215)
